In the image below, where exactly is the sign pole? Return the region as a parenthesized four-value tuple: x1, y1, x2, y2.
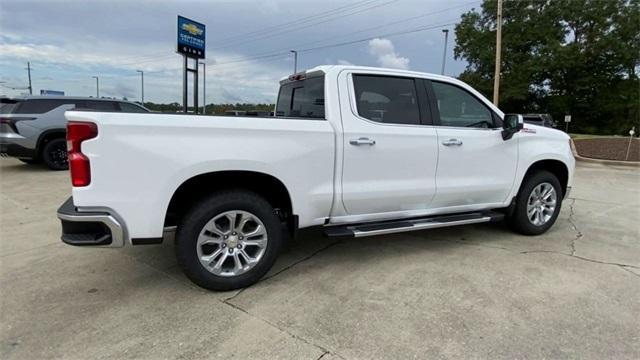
(564, 114, 571, 133)
(177, 15, 205, 114)
(183, 55, 188, 113)
(194, 58, 199, 114)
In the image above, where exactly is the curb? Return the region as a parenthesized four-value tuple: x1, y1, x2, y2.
(570, 139, 640, 167)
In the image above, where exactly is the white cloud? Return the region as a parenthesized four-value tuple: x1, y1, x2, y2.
(367, 38, 410, 70)
(337, 59, 354, 65)
(0, 38, 286, 103)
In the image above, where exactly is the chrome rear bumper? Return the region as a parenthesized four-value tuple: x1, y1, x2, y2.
(57, 197, 125, 247)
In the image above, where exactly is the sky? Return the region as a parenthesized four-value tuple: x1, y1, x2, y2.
(0, 0, 479, 104)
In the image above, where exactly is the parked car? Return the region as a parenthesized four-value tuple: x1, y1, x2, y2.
(0, 96, 149, 170)
(57, 66, 575, 291)
(523, 113, 557, 128)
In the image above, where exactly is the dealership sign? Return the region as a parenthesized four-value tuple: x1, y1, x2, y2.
(177, 16, 205, 59)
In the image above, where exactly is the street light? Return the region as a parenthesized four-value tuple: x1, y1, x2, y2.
(92, 76, 99, 98)
(136, 70, 144, 104)
(290, 50, 298, 74)
(440, 29, 449, 75)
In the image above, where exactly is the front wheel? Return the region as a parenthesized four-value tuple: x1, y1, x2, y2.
(506, 170, 562, 235)
(175, 190, 284, 291)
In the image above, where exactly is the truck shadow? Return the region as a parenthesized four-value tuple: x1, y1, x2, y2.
(121, 221, 513, 291)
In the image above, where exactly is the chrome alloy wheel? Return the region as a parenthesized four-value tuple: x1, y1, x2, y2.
(196, 210, 268, 277)
(526, 182, 557, 226)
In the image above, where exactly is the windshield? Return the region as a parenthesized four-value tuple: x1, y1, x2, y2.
(275, 76, 325, 119)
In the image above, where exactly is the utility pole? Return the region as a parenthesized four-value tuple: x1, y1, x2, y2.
(26, 62, 33, 95)
(199, 62, 206, 114)
(92, 76, 99, 98)
(440, 29, 449, 75)
(290, 50, 298, 74)
(136, 70, 144, 104)
(492, 0, 503, 105)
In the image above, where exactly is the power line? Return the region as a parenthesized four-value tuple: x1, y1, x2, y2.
(210, 2, 476, 67)
(204, 19, 458, 69)
(209, 0, 400, 51)
(300, 20, 458, 53)
(210, 0, 381, 46)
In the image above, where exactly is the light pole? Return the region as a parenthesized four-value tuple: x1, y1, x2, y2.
(26, 62, 33, 95)
(440, 29, 449, 75)
(92, 76, 99, 98)
(136, 70, 144, 104)
(199, 62, 206, 114)
(290, 50, 298, 74)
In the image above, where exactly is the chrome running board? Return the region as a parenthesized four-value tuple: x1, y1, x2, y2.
(324, 211, 504, 238)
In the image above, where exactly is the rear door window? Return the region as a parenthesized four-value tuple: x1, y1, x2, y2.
(276, 76, 325, 119)
(14, 99, 68, 114)
(352, 75, 421, 125)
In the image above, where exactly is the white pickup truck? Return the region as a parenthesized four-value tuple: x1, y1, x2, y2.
(57, 65, 575, 290)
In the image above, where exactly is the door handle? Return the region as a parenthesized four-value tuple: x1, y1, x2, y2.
(350, 137, 376, 146)
(442, 138, 463, 146)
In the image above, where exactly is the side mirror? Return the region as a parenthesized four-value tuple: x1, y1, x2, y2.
(502, 114, 524, 140)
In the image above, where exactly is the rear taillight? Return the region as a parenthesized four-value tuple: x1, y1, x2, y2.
(67, 121, 98, 187)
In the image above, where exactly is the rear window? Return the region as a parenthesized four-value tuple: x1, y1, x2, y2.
(276, 76, 325, 119)
(14, 99, 69, 114)
(0, 99, 21, 114)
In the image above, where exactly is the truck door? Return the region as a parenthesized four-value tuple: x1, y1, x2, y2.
(339, 71, 438, 216)
(426, 80, 518, 208)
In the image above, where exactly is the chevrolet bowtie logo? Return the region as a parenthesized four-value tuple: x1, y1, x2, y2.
(182, 23, 203, 36)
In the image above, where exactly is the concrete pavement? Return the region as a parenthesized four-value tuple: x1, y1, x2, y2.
(1, 158, 638, 359)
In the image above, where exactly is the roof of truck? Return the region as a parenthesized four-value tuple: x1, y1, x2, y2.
(280, 65, 458, 83)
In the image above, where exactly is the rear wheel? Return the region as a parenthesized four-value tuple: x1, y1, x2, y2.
(175, 190, 284, 291)
(507, 170, 562, 235)
(42, 138, 68, 170)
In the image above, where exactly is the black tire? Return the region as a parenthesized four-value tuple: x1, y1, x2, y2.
(175, 190, 284, 291)
(506, 170, 563, 235)
(19, 158, 40, 165)
(42, 138, 68, 170)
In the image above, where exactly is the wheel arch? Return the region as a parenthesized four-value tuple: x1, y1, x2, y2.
(522, 159, 569, 197)
(164, 170, 296, 235)
(36, 128, 66, 159)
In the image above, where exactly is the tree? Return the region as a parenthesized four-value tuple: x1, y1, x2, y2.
(454, 0, 639, 134)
